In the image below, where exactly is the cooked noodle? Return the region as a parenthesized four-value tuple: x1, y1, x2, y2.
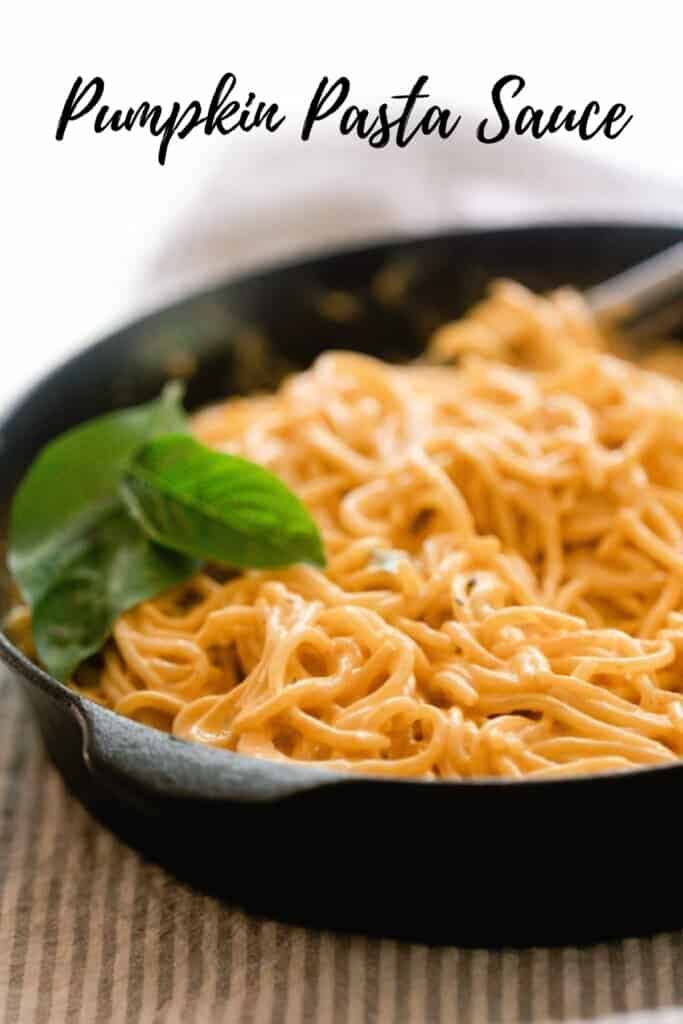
(66, 281, 683, 778)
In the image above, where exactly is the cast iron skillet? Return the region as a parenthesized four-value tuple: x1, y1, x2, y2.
(2, 224, 683, 948)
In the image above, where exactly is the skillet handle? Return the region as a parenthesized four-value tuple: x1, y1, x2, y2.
(73, 698, 332, 811)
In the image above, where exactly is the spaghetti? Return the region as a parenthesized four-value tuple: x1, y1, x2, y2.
(73, 281, 683, 779)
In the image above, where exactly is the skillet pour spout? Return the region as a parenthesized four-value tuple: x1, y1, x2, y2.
(1, 223, 682, 946)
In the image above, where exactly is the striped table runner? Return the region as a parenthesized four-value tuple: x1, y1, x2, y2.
(1, 672, 682, 1024)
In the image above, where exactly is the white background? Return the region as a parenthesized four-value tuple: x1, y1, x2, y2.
(5, 1, 682, 410)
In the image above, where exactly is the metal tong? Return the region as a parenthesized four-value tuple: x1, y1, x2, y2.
(586, 242, 683, 340)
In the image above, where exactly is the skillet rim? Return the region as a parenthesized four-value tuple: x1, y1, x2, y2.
(2, 219, 683, 803)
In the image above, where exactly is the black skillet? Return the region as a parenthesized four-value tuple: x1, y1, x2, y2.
(2, 223, 683, 948)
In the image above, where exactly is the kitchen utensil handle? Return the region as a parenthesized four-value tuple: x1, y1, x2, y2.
(585, 242, 683, 331)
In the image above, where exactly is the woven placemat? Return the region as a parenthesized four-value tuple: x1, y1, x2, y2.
(1, 673, 682, 1024)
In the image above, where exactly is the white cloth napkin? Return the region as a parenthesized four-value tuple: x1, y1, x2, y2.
(3, 124, 681, 413)
(139, 125, 683, 310)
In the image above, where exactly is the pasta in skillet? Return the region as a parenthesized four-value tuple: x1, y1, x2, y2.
(55, 282, 683, 777)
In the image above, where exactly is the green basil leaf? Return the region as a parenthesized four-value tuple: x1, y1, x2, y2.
(31, 506, 197, 682)
(120, 434, 326, 569)
(8, 382, 187, 607)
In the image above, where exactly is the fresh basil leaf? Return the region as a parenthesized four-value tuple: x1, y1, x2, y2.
(120, 434, 326, 569)
(9, 382, 187, 607)
(31, 505, 197, 682)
